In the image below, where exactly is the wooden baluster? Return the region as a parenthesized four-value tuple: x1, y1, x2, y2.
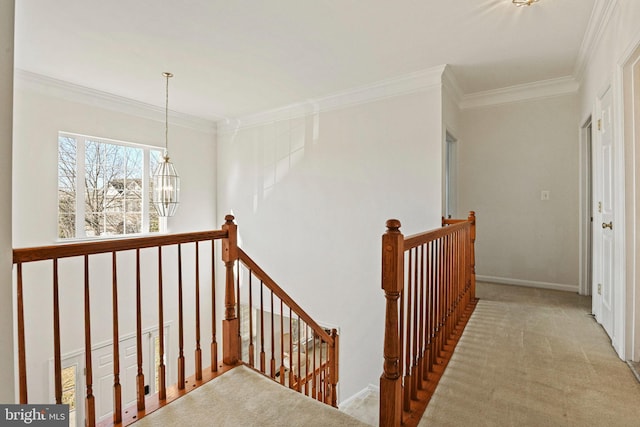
(296, 315, 301, 392)
(279, 299, 285, 384)
(249, 273, 255, 368)
(329, 329, 339, 408)
(318, 340, 329, 403)
(380, 219, 403, 427)
(445, 235, 451, 344)
(456, 230, 461, 320)
(403, 248, 413, 411)
(312, 328, 317, 399)
(460, 228, 466, 316)
(412, 248, 420, 400)
(469, 211, 477, 300)
(84, 255, 96, 427)
(304, 324, 310, 396)
(135, 249, 145, 411)
(53, 260, 62, 405)
(222, 215, 239, 365)
(289, 307, 294, 389)
(177, 244, 185, 389)
(111, 253, 122, 423)
(428, 240, 435, 375)
(417, 245, 425, 390)
(270, 290, 276, 378)
(399, 261, 405, 421)
(440, 235, 446, 345)
(454, 232, 460, 329)
(445, 235, 455, 341)
(452, 229, 464, 332)
(236, 261, 242, 360)
(465, 223, 470, 298)
(260, 281, 265, 373)
(16, 263, 27, 404)
(211, 240, 218, 372)
(443, 235, 449, 342)
(423, 243, 431, 381)
(433, 240, 442, 358)
(195, 242, 202, 381)
(455, 232, 460, 326)
(158, 247, 166, 401)
(448, 233, 453, 330)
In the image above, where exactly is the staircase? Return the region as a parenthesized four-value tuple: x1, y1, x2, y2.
(13, 214, 339, 426)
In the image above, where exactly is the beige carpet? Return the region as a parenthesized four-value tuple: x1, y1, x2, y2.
(341, 282, 640, 426)
(133, 365, 368, 427)
(419, 282, 640, 426)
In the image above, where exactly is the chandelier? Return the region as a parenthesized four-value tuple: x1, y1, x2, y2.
(151, 72, 180, 217)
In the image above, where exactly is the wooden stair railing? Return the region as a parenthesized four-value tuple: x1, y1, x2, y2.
(234, 247, 339, 407)
(380, 212, 478, 427)
(13, 214, 337, 427)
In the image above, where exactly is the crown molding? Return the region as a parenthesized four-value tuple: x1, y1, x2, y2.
(218, 65, 447, 134)
(459, 76, 579, 110)
(573, 0, 619, 85)
(15, 69, 217, 134)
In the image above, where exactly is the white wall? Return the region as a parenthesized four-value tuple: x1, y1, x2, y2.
(217, 88, 444, 400)
(0, 0, 15, 404)
(578, 0, 640, 360)
(458, 94, 580, 290)
(12, 78, 217, 403)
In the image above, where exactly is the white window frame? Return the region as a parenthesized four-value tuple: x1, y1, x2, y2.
(58, 132, 166, 240)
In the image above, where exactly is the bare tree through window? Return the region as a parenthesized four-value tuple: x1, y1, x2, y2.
(58, 134, 161, 239)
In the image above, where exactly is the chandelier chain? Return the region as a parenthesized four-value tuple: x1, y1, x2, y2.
(163, 72, 173, 157)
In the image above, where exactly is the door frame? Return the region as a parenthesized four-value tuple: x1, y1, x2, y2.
(621, 39, 640, 362)
(579, 117, 593, 297)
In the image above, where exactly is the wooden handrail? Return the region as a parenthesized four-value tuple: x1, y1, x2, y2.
(403, 220, 468, 250)
(236, 247, 339, 407)
(380, 212, 478, 427)
(13, 230, 228, 263)
(238, 248, 334, 345)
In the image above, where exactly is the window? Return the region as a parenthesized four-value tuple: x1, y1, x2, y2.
(58, 133, 163, 239)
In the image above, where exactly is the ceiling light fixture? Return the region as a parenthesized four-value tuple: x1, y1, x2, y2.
(152, 72, 180, 217)
(512, 0, 539, 6)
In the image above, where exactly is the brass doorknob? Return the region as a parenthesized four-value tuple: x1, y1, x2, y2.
(602, 221, 613, 229)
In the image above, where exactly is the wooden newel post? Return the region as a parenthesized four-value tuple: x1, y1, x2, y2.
(468, 211, 476, 300)
(380, 219, 404, 427)
(329, 328, 339, 408)
(222, 214, 240, 365)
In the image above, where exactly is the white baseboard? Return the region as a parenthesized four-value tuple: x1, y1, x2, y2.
(477, 275, 578, 293)
(339, 384, 379, 407)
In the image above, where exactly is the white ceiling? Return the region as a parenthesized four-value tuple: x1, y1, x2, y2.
(14, 0, 597, 121)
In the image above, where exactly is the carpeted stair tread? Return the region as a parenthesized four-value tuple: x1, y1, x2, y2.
(134, 365, 369, 426)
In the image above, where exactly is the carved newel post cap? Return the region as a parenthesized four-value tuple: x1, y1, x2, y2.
(386, 219, 401, 232)
(225, 214, 235, 223)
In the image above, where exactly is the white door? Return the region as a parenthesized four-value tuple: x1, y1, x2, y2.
(593, 85, 615, 338)
(93, 335, 140, 424)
